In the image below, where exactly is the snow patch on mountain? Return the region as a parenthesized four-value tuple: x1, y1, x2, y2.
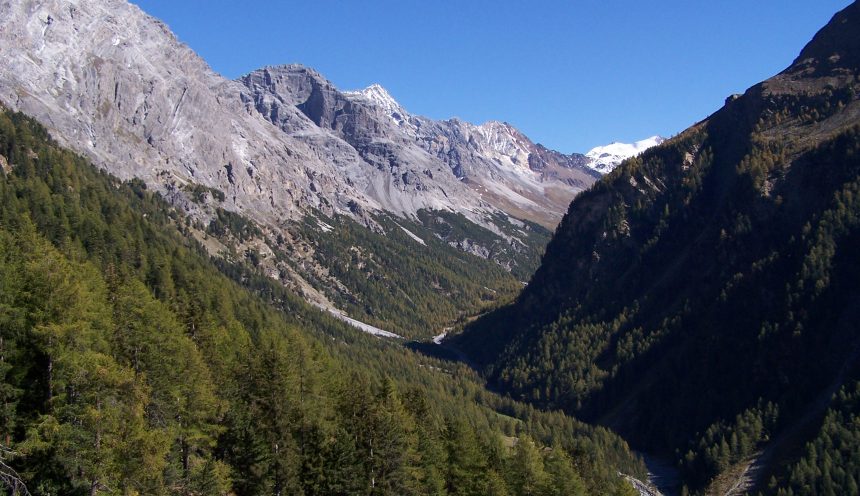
(586, 136, 665, 173)
(395, 223, 427, 246)
(359, 84, 401, 111)
(314, 304, 402, 339)
(344, 83, 413, 128)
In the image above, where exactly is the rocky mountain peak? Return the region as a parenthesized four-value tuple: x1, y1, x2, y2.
(0, 0, 380, 225)
(349, 83, 404, 114)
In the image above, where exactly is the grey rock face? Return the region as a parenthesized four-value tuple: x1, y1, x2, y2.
(0, 0, 597, 237)
(242, 66, 600, 228)
(404, 118, 601, 226)
(343, 90, 602, 227)
(0, 0, 384, 227)
(240, 65, 487, 220)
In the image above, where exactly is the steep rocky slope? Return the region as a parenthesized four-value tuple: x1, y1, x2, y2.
(0, 0, 374, 224)
(240, 65, 601, 228)
(456, 2, 860, 493)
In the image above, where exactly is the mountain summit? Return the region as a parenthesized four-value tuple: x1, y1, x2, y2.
(345, 83, 408, 121)
(0, 0, 649, 234)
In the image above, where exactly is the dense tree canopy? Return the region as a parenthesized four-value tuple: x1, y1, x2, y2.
(0, 108, 642, 494)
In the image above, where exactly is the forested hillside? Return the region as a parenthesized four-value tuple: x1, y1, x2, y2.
(456, 3, 860, 494)
(0, 109, 644, 494)
(284, 210, 546, 339)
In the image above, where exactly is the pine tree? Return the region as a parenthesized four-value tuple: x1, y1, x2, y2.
(111, 279, 223, 492)
(506, 435, 549, 496)
(23, 351, 165, 495)
(543, 445, 586, 496)
(444, 418, 490, 496)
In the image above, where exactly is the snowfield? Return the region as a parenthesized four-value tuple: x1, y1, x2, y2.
(586, 136, 665, 173)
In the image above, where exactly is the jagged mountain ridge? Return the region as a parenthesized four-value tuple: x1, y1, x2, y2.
(234, 63, 483, 221)
(345, 82, 663, 193)
(240, 64, 603, 228)
(0, 0, 661, 235)
(0, 0, 592, 337)
(0, 1, 463, 238)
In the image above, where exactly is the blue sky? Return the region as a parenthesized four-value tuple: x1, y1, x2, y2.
(132, 0, 850, 153)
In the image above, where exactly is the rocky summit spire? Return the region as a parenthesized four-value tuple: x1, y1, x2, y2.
(355, 84, 405, 115)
